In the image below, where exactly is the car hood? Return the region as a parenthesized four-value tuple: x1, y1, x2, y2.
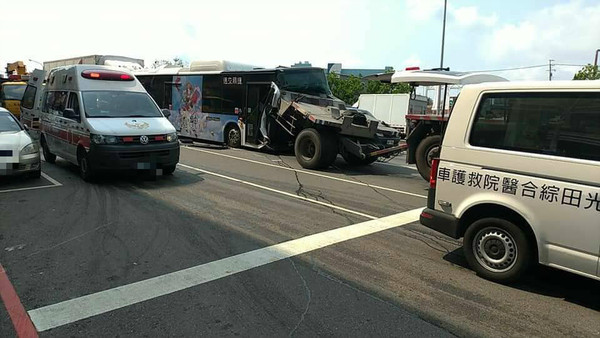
(85, 117, 176, 136)
(0, 130, 34, 161)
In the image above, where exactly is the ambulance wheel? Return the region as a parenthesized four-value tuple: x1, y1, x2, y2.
(415, 135, 441, 181)
(41, 136, 56, 164)
(463, 217, 532, 283)
(226, 125, 241, 148)
(162, 165, 176, 175)
(78, 148, 95, 182)
(295, 128, 335, 169)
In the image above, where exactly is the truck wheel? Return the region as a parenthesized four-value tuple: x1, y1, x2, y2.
(41, 136, 56, 164)
(225, 125, 241, 148)
(415, 135, 441, 181)
(463, 218, 533, 283)
(342, 152, 377, 166)
(294, 128, 333, 169)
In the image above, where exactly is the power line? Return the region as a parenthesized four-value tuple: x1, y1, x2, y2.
(466, 63, 586, 73)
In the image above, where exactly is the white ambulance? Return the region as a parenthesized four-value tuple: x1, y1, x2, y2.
(420, 80, 600, 283)
(38, 65, 179, 181)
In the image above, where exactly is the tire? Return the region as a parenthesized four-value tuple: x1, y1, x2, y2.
(30, 164, 42, 179)
(162, 164, 176, 175)
(225, 125, 241, 148)
(78, 149, 95, 182)
(41, 136, 56, 164)
(463, 217, 533, 283)
(294, 128, 335, 169)
(415, 135, 441, 181)
(341, 152, 377, 166)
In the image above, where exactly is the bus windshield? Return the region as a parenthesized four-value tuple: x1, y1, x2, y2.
(82, 91, 163, 118)
(276, 69, 332, 96)
(2, 84, 27, 100)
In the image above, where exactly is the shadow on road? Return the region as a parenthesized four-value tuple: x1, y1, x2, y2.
(443, 248, 600, 311)
(49, 159, 204, 189)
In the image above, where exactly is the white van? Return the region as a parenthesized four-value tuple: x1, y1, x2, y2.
(39, 65, 179, 181)
(355, 93, 428, 137)
(420, 81, 600, 283)
(20, 69, 46, 140)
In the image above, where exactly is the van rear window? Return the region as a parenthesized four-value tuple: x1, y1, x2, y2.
(470, 92, 600, 162)
(82, 91, 162, 118)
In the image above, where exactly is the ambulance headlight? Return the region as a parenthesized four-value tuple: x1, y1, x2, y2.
(166, 132, 178, 142)
(91, 134, 119, 145)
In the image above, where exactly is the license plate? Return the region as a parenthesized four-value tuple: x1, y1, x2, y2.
(387, 140, 395, 145)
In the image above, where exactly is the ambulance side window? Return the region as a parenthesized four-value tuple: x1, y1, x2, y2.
(67, 92, 80, 116)
(470, 92, 600, 162)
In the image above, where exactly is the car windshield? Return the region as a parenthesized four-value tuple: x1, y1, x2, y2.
(276, 69, 333, 96)
(82, 91, 162, 118)
(2, 84, 26, 100)
(0, 113, 22, 132)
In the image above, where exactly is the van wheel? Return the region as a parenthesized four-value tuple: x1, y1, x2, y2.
(415, 135, 441, 181)
(41, 136, 56, 164)
(226, 125, 241, 148)
(78, 149, 95, 182)
(294, 129, 336, 169)
(463, 218, 532, 283)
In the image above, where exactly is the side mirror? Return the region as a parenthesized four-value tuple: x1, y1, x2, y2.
(269, 82, 281, 110)
(162, 109, 171, 118)
(63, 108, 79, 120)
(23, 124, 29, 131)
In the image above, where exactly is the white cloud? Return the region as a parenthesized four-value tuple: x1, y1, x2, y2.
(452, 6, 498, 27)
(401, 55, 422, 68)
(0, 0, 372, 72)
(483, 0, 600, 72)
(405, 0, 444, 21)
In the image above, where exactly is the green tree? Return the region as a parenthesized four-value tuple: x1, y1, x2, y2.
(573, 64, 600, 80)
(327, 73, 411, 105)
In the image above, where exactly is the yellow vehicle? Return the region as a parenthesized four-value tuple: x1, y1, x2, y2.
(0, 81, 27, 118)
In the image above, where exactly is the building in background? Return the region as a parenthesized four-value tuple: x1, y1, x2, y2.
(327, 63, 393, 78)
(291, 61, 312, 68)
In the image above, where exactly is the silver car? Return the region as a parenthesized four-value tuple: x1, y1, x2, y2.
(0, 107, 41, 178)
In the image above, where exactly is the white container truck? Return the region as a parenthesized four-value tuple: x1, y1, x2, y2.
(43, 55, 144, 72)
(356, 93, 428, 137)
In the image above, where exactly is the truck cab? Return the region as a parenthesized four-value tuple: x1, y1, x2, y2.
(390, 69, 507, 180)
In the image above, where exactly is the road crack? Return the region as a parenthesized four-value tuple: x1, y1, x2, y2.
(289, 258, 311, 337)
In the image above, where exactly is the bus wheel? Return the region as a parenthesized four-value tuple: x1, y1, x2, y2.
(226, 125, 241, 148)
(41, 136, 56, 164)
(463, 217, 532, 283)
(415, 135, 441, 181)
(294, 128, 335, 169)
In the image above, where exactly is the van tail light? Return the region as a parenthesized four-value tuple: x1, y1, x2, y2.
(430, 158, 440, 189)
(81, 70, 134, 81)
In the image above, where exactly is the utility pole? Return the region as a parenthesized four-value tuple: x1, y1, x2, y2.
(595, 49, 600, 67)
(436, 0, 448, 114)
(548, 59, 555, 81)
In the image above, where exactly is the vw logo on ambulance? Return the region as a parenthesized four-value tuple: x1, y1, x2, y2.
(140, 135, 149, 145)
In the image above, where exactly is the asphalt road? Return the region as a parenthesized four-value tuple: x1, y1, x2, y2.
(0, 143, 598, 337)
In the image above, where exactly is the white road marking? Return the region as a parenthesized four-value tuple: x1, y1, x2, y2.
(177, 163, 378, 220)
(182, 147, 426, 199)
(28, 207, 422, 332)
(0, 172, 62, 194)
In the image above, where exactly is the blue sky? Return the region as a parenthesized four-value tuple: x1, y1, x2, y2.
(2, 0, 599, 80)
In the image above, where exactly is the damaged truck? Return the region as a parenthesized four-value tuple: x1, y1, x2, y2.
(136, 60, 404, 169)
